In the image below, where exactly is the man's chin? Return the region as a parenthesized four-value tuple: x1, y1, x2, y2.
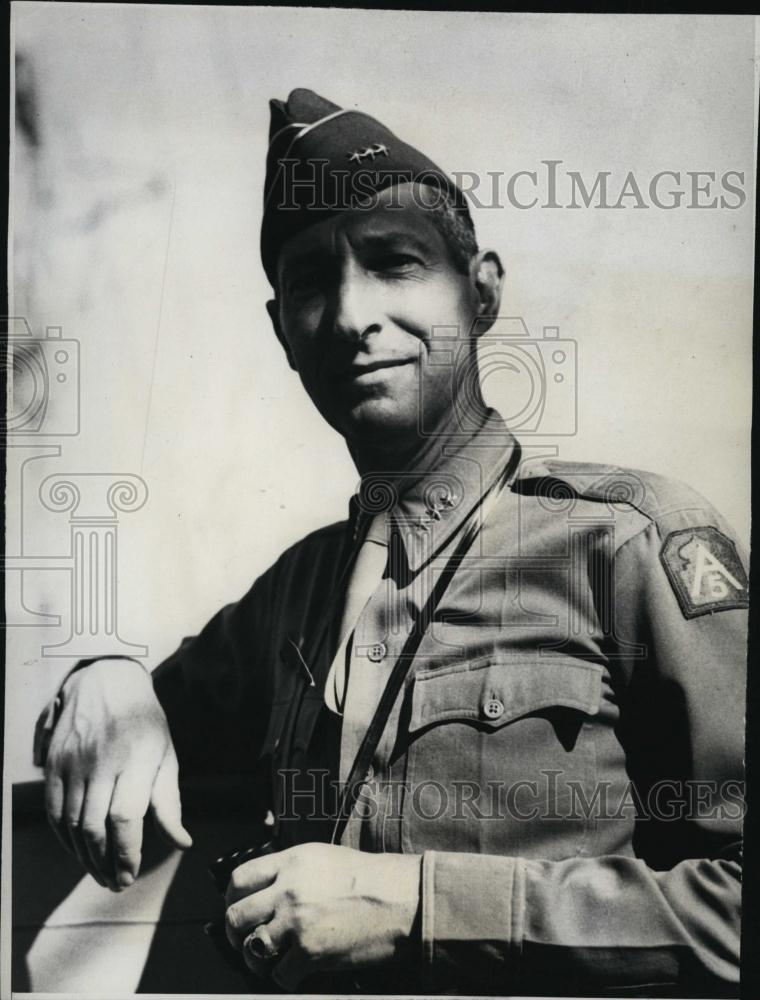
(333, 398, 420, 451)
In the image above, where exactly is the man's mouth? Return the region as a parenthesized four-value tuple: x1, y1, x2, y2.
(337, 358, 415, 380)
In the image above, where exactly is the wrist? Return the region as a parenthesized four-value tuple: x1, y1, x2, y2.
(376, 853, 422, 956)
(400, 854, 423, 935)
(35, 657, 149, 768)
(62, 655, 147, 692)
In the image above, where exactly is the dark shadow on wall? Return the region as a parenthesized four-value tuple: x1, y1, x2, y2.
(12, 779, 267, 993)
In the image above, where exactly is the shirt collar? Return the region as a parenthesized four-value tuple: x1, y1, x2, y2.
(349, 408, 519, 575)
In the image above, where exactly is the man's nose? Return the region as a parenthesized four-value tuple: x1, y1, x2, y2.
(331, 264, 381, 343)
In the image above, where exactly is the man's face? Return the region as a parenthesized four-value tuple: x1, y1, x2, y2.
(272, 185, 484, 450)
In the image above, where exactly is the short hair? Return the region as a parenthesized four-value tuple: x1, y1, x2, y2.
(426, 196, 479, 274)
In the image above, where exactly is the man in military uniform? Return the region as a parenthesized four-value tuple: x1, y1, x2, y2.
(37, 90, 747, 995)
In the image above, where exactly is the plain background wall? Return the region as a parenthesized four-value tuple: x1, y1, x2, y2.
(7, 5, 756, 783)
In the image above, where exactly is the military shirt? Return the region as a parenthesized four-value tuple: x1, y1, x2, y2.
(152, 409, 746, 996)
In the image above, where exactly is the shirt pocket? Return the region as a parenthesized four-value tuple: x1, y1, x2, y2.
(399, 654, 604, 860)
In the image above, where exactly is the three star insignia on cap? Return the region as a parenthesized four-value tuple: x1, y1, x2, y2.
(262, 88, 465, 285)
(660, 526, 749, 619)
(347, 143, 390, 163)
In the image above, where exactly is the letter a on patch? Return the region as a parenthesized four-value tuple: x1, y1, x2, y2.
(660, 526, 749, 619)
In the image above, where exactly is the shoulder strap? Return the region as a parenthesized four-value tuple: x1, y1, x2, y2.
(331, 441, 522, 845)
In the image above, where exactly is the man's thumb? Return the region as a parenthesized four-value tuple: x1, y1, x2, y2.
(150, 746, 193, 850)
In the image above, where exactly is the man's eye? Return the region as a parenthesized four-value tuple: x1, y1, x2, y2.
(286, 272, 322, 297)
(371, 253, 421, 272)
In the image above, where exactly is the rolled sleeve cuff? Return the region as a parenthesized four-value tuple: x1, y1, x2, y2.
(421, 850, 525, 992)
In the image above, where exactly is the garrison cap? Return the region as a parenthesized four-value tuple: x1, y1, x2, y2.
(261, 88, 468, 286)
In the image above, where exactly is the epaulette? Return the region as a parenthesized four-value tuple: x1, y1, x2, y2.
(512, 458, 747, 619)
(512, 458, 716, 527)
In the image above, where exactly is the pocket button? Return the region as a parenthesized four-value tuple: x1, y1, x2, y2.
(483, 698, 505, 720)
(368, 642, 387, 663)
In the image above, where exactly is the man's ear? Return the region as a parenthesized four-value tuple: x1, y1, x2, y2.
(469, 251, 504, 335)
(266, 299, 296, 371)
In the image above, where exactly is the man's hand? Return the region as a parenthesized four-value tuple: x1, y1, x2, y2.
(41, 659, 192, 891)
(224, 843, 421, 990)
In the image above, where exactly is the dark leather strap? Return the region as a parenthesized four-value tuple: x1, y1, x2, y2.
(331, 442, 522, 845)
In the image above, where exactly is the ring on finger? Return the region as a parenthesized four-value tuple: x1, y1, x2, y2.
(244, 924, 279, 962)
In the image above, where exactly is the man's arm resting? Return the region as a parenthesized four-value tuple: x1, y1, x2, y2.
(36, 572, 275, 889)
(420, 846, 741, 994)
(39, 656, 191, 891)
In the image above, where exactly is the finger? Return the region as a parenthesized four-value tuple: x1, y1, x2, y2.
(149, 747, 192, 850)
(81, 777, 119, 890)
(225, 885, 277, 951)
(225, 852, 280, 906)
(63, 777, 85, 860)
(44, 770, 73, 856)
(270, 940, 312, 993)
(108, 766, 152, 887)
(43, 717, 77, 853)
(240, 933, 280, 982)
(64, 779, 107, 887)
(33, 697, 60, 767)
(242, 955, 274, 981)
(241, 918, 289, 980)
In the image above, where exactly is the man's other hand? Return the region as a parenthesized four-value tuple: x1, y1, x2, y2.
(41, 659, 192, 891)
(224, 843, 421, 989)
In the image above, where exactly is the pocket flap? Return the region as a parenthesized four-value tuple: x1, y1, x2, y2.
(408, 655, 603, 734)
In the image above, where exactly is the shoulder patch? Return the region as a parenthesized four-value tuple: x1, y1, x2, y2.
(660, 526, 749, 619)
